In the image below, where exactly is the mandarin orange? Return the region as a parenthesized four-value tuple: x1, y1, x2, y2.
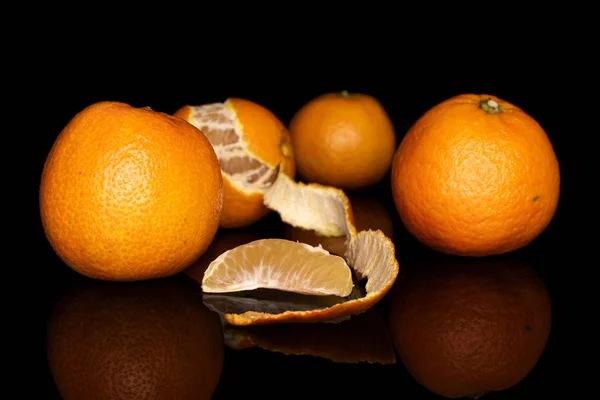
(40, 101, 223, 280)
(289, 90, 396, 190)
(391, 94, 560, 256)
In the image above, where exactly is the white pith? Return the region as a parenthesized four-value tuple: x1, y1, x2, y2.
(189, 102, 278, 194)
(263, 173, 355, 239)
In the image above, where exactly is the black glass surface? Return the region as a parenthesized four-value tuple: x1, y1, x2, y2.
(38, 75, 569, 399)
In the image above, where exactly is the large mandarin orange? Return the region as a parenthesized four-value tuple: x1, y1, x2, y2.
(47, 275, 224, 400)
(388, 256, 552, 398)
(288, 90, 396, 190)
(40, 101, 223, 281)
(391, 94, 560, 256)
(174, 98, 295, 229)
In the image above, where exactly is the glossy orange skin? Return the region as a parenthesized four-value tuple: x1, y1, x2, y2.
(40, 101, 223, 280)
(388, 257, 552, 398)
(289, 91, 396, 190)
(391, 94, 560, 256)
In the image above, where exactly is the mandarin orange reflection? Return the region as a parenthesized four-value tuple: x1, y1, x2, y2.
(47, 275, 224, 400)
(387, 255, 552, 399)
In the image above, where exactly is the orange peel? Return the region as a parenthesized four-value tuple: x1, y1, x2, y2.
(201, 173, 400, 326)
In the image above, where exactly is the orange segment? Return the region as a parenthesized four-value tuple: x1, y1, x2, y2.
(184, 229, 266, 285)
(210, 229, 399, 326)
(201, 238, 354, 297)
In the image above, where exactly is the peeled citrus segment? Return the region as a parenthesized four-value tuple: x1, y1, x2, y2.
(218, 230, 399, 326)
(263, 173, 356, 239)
(201, 238, 354, 297)
(183, 102, 279, 192)
(222, 308, 396, 365)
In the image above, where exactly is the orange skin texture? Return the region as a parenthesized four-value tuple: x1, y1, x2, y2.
(47, 276, 224, 400)
(289, 92, 396, 190)
(174, 98, 295, 229)
(391, 94, 560, 256)
(227, 97, 296, 174)
(388, 257, 552, 398)
(40, 101, 223, 281)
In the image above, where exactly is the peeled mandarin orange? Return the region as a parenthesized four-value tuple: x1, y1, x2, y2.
(40, 101, 223, 281)
(173, 98, 295, 229)
(391, 94, 560, 256)
(201, 172, 400, 326)
(289, 90, 396, 190)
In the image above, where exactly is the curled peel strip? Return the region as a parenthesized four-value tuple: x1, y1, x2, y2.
(207, 173, 400, 326)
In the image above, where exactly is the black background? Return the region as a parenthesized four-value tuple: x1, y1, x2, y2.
(34, 44, 575, 399)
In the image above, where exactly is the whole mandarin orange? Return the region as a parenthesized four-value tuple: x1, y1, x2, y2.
(289, 90, 396, 190)
(391, 94, 560, 256)
(40, 101, 223, 281)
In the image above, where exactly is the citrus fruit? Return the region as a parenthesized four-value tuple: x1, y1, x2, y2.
(202, 238, 354, 296)
(47, 275, 224, 400)
(284, 191, 394, 256)
(388, 256, 551, 398)
(224, 307, 396, 364)
(391, 94, 560, 256)
(201, 172, 400, 326)
(40, 101, 223, 281)
(288, 90, 396, 190)
(173, 98, 295, 229)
